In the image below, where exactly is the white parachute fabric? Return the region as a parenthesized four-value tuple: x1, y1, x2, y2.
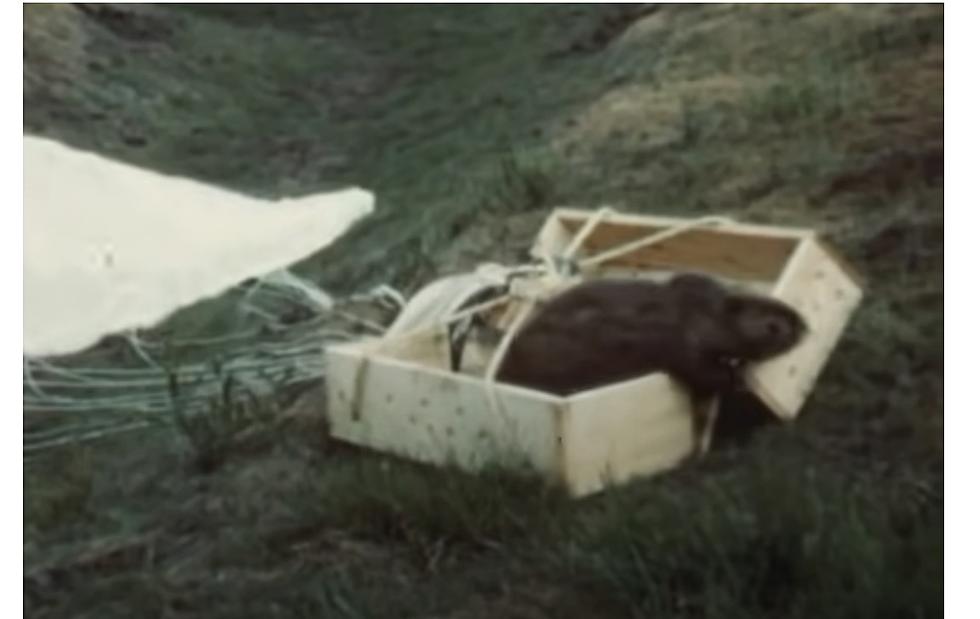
(24, 135, 374, 357)
(384, 264, 514, 337)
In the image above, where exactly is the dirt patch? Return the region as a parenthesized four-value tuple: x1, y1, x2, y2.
(24, 4, 175, 103)
(75, 3, 176, 43)
(553, 84, 684, 157)
(23, 5, 92, 99)
(814, 26, 942, 204)
(816, 148, 943, 203)
(552, 4, 662, 57)
(614, 9, 671, 46)
(551, 75, 770, 163)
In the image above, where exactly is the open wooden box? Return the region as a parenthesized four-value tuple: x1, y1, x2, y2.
(324, 209, 863, 497)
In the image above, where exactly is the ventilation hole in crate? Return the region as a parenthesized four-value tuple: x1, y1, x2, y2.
(385, 393, 393, 404)
(337, 390, 347, 402)
(420, 397, 430, 407)
(834, 288, 845, 300)
(455, 406, 464, 416)
(446, 426, 455, 437)
(787, 365, 798, 377)
(408, 414, 418, 425)
(814, 269, 825, 280)
(477, 429, 490, 440)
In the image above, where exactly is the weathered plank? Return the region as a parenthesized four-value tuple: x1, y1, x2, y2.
(561, 374, 695, 496)
(326, 334, 564, 477)
(746, 236, 864, 419)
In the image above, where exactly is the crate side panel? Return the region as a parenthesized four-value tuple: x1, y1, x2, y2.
(529, 210, 574, 261)
(548, 208, 815, 240)
(746, 238, 863, 419)
(326, 347, 563, 477)
(529, 209, 807, 282)
(561, 374, 695, 496)
(574, 222, 799, 281)
(373, 328, 450, 369)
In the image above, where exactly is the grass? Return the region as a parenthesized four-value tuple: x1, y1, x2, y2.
(25, 4, 942, 618)
(165, 360, 281, 473)
(558, 442, 941, 618)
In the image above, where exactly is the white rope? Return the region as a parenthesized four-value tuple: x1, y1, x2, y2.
(24, 420, 156, 453)
(28, 355, 324, 382)
(23, 356, 50, 399)
(329, 310, 387, 335)
(261, 270, 335, 310)
(133, 329, 264, 349)
(25, 360, 320, 388)
(578, 215, 736, 269)
(240, 301, 282, 323)
(25, 416, 156, 441)
(23, 365, 325, 416)
(562, 205, 616, 261)
(368, 284, 406, 309)
(126, 331, 163, 369)
(380, 293, 515, 345)
(481, 299, 537, 423)
(22, 279, 398, 451)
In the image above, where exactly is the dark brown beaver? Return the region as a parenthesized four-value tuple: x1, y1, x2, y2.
(495, 273, 807, 398)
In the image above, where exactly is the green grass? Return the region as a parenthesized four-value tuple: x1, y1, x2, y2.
(25, 4, 942, 618)
(557, 441, 941, 618)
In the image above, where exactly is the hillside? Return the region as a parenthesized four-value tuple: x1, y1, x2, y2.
(24, 5, 942, 618)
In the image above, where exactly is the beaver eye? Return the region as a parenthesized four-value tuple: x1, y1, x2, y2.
(766, 321, 783, 336)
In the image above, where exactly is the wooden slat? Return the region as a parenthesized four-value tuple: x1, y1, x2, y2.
(328, 335, 697, 497)
(549, 207, 816, 239)
(326, 337, 565, 477)
(562, 374, 695, 496)
(556, 214, 802, 282)
(746, 236, 864, 419)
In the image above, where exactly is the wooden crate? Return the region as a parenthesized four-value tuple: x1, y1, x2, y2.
(325, 209, 863, 496)
(531, 208, 865, 420)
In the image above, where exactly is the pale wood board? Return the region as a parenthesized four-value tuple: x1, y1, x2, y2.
(532, 208, 809, 282)
(569, 222, 797, 281)
(326, 334, 698, 497)
(546, 208, 816, 240)
(529, 212, 575, 262)
(746, 236, 864, 419)
(561, 374, 696, 496)
(326, 336, 566, 478)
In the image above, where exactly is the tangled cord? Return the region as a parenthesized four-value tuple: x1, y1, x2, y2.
(23, 271, 403, 454)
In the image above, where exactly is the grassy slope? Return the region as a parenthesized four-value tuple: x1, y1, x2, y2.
(25, 5, 942, 618)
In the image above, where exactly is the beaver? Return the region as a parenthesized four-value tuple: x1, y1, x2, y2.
(495, 272, 807, 398)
